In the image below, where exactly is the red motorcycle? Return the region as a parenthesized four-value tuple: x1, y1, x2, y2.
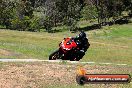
(49, 37, 82, 61)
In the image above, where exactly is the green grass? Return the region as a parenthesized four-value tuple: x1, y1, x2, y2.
(82, 24, 132, 65)
(0, 23, 132, 65)
(0, 30, 76, 59)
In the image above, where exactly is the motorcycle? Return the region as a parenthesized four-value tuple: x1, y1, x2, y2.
(49, 37, 83, 61)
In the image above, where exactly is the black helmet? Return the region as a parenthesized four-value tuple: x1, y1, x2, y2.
(77, 31, 86, 39)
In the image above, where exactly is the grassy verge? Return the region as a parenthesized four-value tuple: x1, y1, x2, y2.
(83, 23, 132, 64)
(0, 23, 132, 64)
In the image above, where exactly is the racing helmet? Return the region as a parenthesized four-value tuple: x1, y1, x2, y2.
(77, 31, 86, 39)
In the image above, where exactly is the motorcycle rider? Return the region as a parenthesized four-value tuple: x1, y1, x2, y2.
(49, 31, 90, 61)
(74, 31, 90, 60)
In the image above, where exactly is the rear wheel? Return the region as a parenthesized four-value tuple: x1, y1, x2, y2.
(49, 49, 60, 60)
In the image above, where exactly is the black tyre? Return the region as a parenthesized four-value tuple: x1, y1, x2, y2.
(70, 57, 80, 61)
(75, 58, 81, 61)
(70, 53, 81, 61)
(49, 49, 60, 60)
(76, 75, 86, 85)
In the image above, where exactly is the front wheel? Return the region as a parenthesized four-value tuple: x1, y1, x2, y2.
(49, 49, 60, 60)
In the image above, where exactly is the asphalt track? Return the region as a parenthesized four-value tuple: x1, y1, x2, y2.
(0, 59, 128, 66)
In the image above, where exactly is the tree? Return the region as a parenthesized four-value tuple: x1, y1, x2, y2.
(0, 0, 16, 28)
(40, 0, 85, 31)
(84, 0, 132, 25)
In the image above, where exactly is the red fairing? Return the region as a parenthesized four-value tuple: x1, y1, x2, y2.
(60, 37, 77, 51)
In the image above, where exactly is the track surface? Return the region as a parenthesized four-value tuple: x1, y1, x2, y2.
(0, 59, 128, 66)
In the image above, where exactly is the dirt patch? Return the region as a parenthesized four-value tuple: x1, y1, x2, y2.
(0, 49, 20, 56)
(0, 62, 131, 88)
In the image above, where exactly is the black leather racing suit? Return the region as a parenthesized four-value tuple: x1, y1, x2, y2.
(74, 37, 90, 59)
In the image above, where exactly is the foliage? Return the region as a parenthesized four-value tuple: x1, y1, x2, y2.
(0, 0, 16, 28)
(81, 5, 98, 20)
(42, 0, 84, 31)
(0, 0, 132, 31)
(83, 0, 132, 25)
(28, 16, 41, 32)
